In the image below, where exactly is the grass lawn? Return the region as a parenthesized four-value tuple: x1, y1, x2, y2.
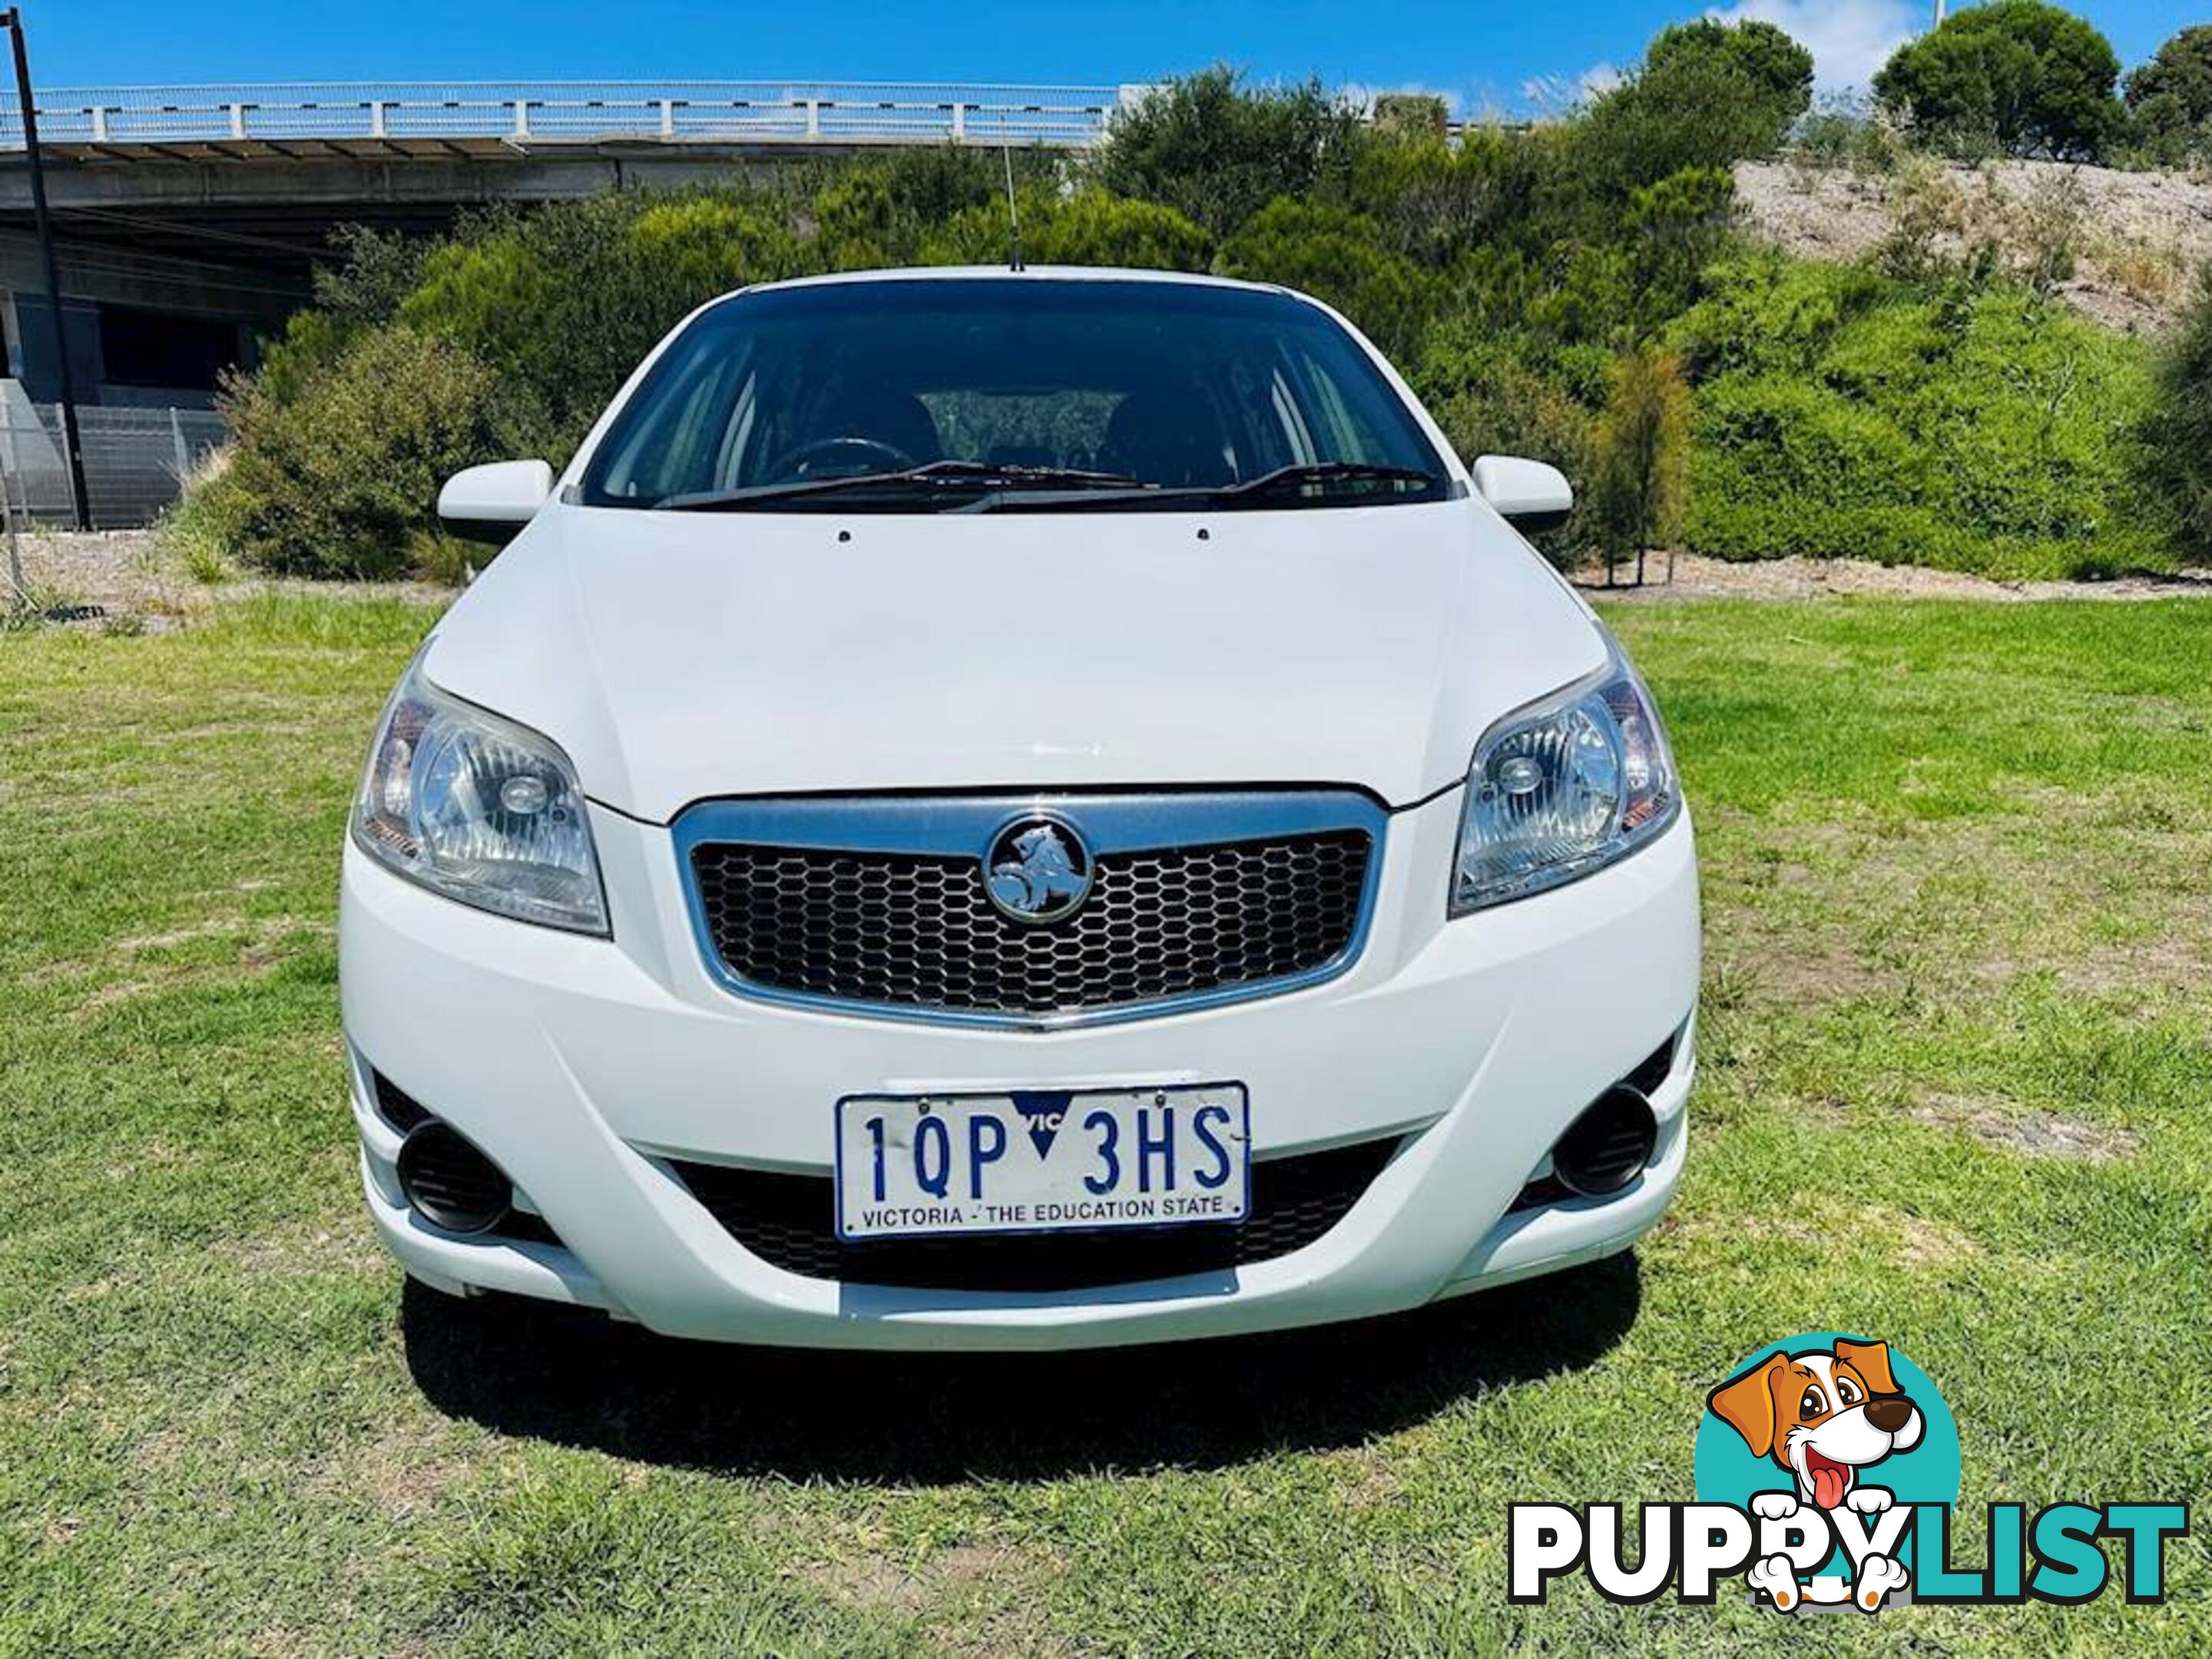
(2, 591, 2208, 1655)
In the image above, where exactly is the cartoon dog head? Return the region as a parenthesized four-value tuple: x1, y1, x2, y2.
(1707, 1338, 1924, 1510)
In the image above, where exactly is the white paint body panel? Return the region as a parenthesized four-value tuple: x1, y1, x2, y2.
(341, 267, 1700, 1349)
(424, 498, 1604, 820)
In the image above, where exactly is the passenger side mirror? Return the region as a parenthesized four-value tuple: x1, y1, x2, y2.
(438, 459, 555, 546)
(1472, 455, 1574, 535)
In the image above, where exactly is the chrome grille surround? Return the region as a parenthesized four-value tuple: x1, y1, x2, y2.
(671, 791, 1388, 1029)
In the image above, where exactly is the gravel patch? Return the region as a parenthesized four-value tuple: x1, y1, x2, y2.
(5, 528, 201, 627)
(1579, 551, 2212, 603)
(4, 527, 447, 624)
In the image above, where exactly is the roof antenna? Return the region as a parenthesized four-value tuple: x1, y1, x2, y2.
(1002, 143, 1025, 271)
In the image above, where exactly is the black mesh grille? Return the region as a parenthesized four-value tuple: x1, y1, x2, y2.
(372, 1071, 433, 1136)
(690, 830, 1371, 1017)
(671, 1137, 1399, 1293)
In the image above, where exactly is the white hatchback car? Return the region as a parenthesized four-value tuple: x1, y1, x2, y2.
(341, 267, 1699, 1350)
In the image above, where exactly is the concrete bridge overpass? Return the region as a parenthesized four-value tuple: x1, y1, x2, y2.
(1, 81, 1131, 257)
(0, 79, 1131, 522)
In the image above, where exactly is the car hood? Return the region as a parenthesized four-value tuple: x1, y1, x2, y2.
(424, 499, 1606, 823)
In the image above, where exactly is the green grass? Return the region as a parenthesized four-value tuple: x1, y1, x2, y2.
(2, 591, 2208, 1655)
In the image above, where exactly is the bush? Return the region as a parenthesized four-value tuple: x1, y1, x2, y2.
(1216, 199, 1444, 361)
(157, 449, 250, 583)
(1370, 94, 1449, 141)
(1674, 256, 2164, 578)
(1621, 166, 1740, 328)
(395, 191, 803, 459)
(220, 327, 517, 578)
(919, 187, 1212, 270)
(2138, 264, 2212, 562)
(1348, 124, 1555, 267)
(1586, 348, 1692, 584)
(1412, 325, 1604, 567)
(1090, 68, 1366, 236)
(1873, 0, 2124, 162)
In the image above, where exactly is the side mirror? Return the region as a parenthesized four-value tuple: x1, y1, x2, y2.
(437, 459, 554, 546)
(1472, 455, 1574, 535)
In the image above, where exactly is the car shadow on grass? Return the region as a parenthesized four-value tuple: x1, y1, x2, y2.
(399, 1253, 1640, 1483)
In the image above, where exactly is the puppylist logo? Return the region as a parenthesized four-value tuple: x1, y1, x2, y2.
(1511, 1332, 2188, 1615)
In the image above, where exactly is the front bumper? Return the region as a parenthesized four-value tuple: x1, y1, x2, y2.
(340, 791, 1699, 1350)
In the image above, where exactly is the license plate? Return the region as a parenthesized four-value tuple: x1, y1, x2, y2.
(834, 1083, 1250, 1240)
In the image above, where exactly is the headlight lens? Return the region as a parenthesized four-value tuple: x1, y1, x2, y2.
(352, 661, 608, 935)
(1450, 638, 1679, 916)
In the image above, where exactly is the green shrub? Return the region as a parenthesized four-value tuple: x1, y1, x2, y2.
(1670, 255, 1892, 379)
(919, 187, 1212, 270)
(1873, 0, 2124, 162)
(1370, 94, 1449, 141)
(220, 327, 516, 578)
(1675, 257, 2164, 577)
(157, 452, 250, 584)
(1793, 100, 1909, 177)
(2138, 263, 2212, 562)
(1621, 166, 1740, 328)
(1412, 325, 1608, 568)
(1090, 68, 1366, 236)
(395, 191, 803, 459)
(1216, 199, 1444, 361)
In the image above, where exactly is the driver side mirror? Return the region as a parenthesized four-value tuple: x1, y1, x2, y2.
(438, 459, 554, 546)
(1472, 455, 1574, 535)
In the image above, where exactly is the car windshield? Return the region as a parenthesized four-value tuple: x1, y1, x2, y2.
(579, 276, 1451, 513)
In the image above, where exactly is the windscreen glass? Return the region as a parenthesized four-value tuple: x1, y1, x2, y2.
(579, 278, 1449, 512)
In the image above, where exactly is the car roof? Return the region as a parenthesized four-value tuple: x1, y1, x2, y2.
(735, 265, 1296, 301)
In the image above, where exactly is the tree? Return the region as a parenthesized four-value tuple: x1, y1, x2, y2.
(2124, 25, 2212, 162)
(1647, 18, 1815, 130)
(1588, 347, 1691, 585)
(1090, 67, 1366, 237)
(1572, 22, 1814, 203)
(1873, 1, 2123, 162)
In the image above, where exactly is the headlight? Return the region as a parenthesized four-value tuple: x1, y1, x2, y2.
(1450, 635, 1679, 916)
(351, 660, 609, 935)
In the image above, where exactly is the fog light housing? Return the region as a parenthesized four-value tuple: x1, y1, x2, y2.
(1550, 1085, 1659, 1197)
(396, 1120, 513, 1235)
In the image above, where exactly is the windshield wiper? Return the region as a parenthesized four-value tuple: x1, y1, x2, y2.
(1216, 462, 1445, 499)
(965, 460, 1449, 514)
(655, 459, 1140, 512)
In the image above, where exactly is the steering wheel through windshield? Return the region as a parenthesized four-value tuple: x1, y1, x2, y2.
(771, 435, 917, 482)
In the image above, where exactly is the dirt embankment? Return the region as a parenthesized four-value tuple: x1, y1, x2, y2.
(1736, 158, 2212, 334)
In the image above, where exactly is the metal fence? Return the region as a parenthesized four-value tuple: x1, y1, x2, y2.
(1, 405, 227, 529)
(0, 80, 1136, 150)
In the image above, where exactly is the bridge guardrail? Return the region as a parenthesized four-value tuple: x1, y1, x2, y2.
(0, 80, 1137, 150)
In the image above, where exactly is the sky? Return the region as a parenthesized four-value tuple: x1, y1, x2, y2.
(21, 2, 2196, 111)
